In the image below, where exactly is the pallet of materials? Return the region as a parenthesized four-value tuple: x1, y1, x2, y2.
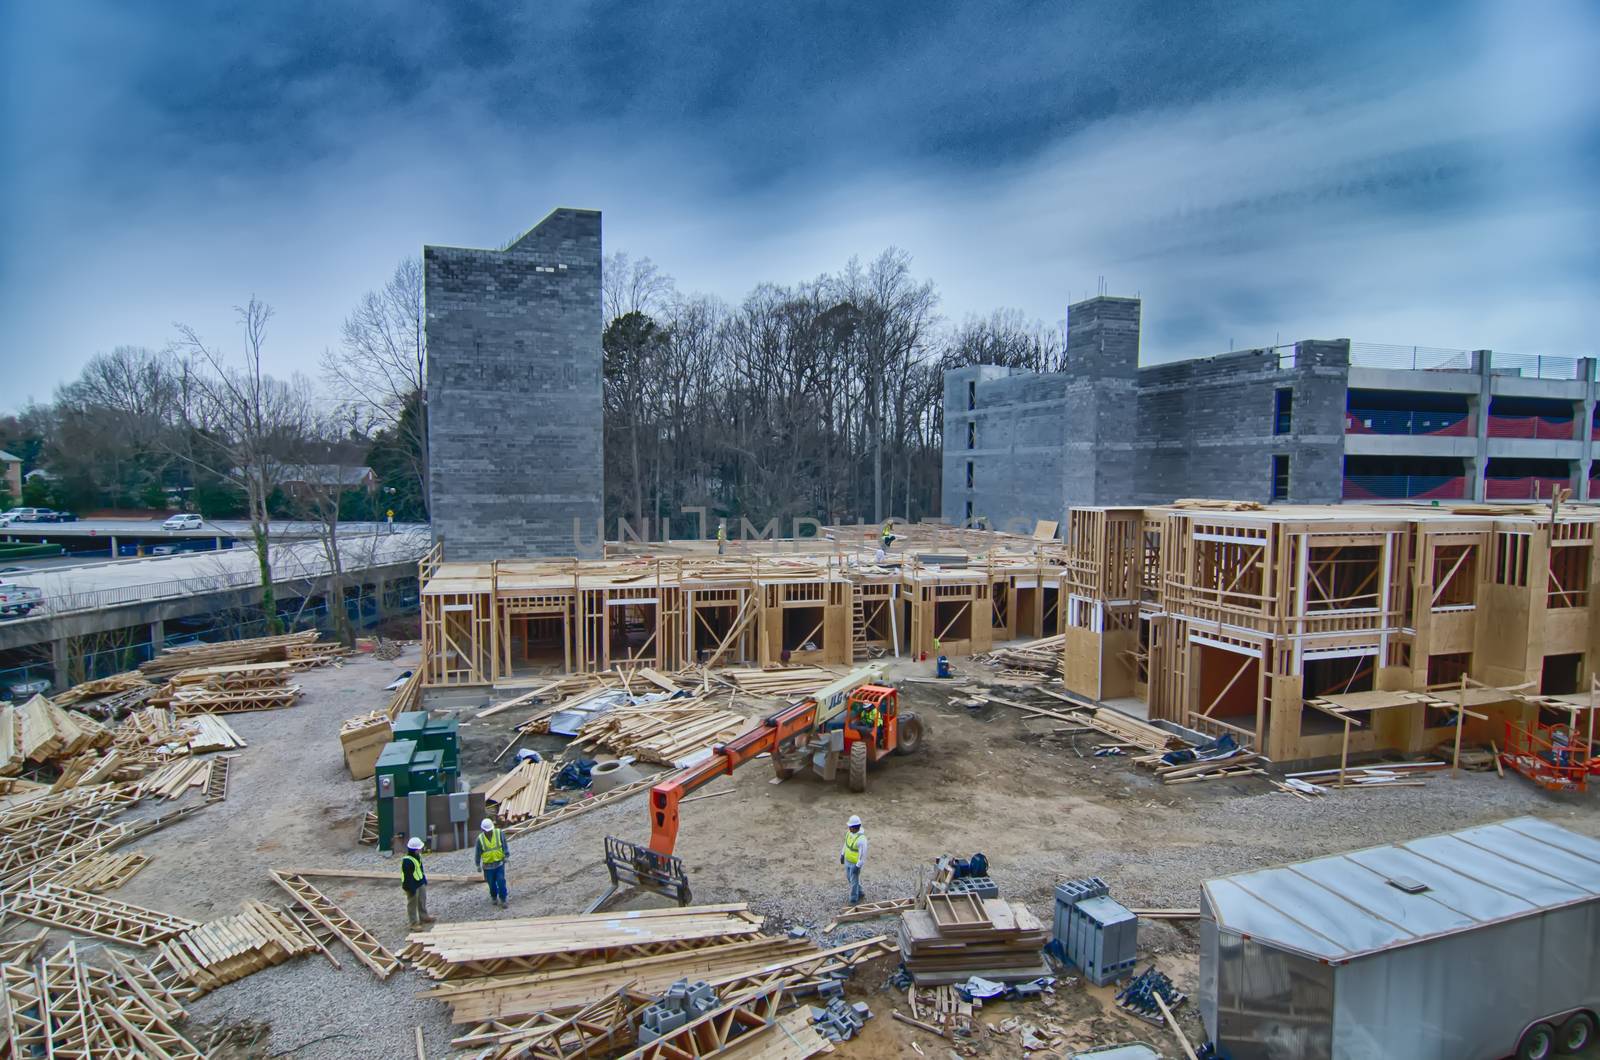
(483, 757, 554, 822)
(402, 904, 767, 980)
(18, 694, 114, 762)
(340, 710, 392, 779)
(718, 667, 840, 698)
(139, 630, 322, 678)
(977, 635, 1066, 676)
(577, 698, 750, 766)
(898, 894, 1049, 985)
(167, 685, 301, 716)
(150, 900, 320, 998)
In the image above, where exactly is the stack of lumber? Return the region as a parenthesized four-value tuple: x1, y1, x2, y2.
(18, 694, 114, 762)
(0, 702, 18, 776)
(1147, 750, 1267, 784)
(139, 630, 322, 678)
(898, 894, 1049, 985)
(159, 659, 301, 695)
(402, 904, 767, 981)
(139, 757, 212, 800)
(4, 939, 204, 1057)
(483, 757, 554, 822)
(69, 681, 162, 722)
(577, 697, 750, 765)
(1171, 498, 1266, 511)
(150, 900, 320, 998)
(424, 936, 815, 1023)
(718, 667, 839, 698)
(166, 684, 301, 716)
(115, 706, 195, 756)
(285, 640, 347, 665)
(52, 671, 153, 707)
(977, 635, 1065, 677)
(184, 713, 246, 753)
(51, 851, 150, 892)
(513, 681, 623, 735)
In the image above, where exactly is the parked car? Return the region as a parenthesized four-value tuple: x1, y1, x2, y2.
(162, 513, 204, 531)
(0, 566, 25, 574)
(53, 511, 77, 522)
(151, 543, 181, 556)
(1, 508, 51, 523)
(0, 581, 44, 618)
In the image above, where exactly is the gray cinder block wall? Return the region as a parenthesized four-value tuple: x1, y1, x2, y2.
(425, 208, 604, 560)
(941, 295, 1351, 528)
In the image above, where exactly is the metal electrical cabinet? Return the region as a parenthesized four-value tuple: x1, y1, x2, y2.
(373, 719, 462, 851)
(1200, 816, 1600, 1060)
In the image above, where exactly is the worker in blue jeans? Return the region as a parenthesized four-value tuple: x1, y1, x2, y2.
(475, 817, 510, 907)
(840, 814, 867, 906)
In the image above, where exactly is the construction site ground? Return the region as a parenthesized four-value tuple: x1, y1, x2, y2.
(43, 646, 1600, 1059)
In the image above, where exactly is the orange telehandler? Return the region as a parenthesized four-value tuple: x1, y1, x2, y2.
(597, 667, 925, 908)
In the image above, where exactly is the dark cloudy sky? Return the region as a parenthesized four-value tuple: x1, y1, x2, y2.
(2, 0, 1596, 405)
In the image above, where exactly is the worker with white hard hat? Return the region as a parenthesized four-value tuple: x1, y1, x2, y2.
(400, 836, 435, 927)
(840, 814, 868, 906)
(474, 817, 511, 908)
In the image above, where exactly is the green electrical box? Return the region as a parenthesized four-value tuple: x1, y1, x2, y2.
(420, 715, 460, 771)
(392, 710, 428, 744)
(374, 738, 419, 850)
(408, 749, 447, 796)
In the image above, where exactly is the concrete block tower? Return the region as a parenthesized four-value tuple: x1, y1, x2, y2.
(424, 208, 604, 559)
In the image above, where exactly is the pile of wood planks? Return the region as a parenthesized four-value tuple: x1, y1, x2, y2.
(150, 900, 320, 997)
(1145, 751, 1268, 785)
(977, 635, 1065, 677)
(139, 757, 213, 800)
(576, 697, 750, 766)
(139, 630, 323, 678)
(717, 667, 839, 698)
(483, 757, 554, 822)
(18, 694, 114, 762)
(52, 671, 153, 707)
(0, 702, 20, 777)
(51, 851, 150, 892)
(165, 684, 301, 716)
(898, 894, 1050, 985)
(403, 904, 768, 981)
(5, 884, 199, 946)
(5, 939, 206, 1057)
(184, 714, 246, 753)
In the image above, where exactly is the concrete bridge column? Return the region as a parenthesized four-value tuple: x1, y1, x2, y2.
(50, 637, 69, 691)
(149, 618, 165, 654)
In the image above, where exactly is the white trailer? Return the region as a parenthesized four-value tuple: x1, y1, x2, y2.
(1200, 816, 1600, 1060)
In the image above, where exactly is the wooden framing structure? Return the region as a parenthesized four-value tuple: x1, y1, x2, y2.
(1063, 501, 1600, 763)
(418, 528, 1069, 689)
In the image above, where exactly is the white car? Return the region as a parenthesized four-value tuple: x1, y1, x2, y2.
(162, 514, 204, 531)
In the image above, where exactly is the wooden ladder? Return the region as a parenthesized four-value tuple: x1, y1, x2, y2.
(851, 599, 868, 660)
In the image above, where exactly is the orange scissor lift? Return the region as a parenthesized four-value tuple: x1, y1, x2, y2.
(1499, 708, 1597, 792)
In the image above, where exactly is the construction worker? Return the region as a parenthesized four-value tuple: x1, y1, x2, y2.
(880, 520, 894, 551)
(851, 697, 882, 745)
(475, 817, 511, 907)
(717, 520, 727, 556)
(401, 836, 435, 928)
(840, 814, 868, 905)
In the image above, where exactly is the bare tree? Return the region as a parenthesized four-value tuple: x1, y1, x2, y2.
(173, 298, 313, 635)
(323, 257, 427, 514)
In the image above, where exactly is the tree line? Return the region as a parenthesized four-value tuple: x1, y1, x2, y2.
(0, 247, 1068, 540)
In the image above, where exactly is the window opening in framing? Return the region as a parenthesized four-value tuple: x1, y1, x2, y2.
(1549, 544, 1590, 608)
(1272, 455, 1290, 501)
(1430, 544, 1477, 609)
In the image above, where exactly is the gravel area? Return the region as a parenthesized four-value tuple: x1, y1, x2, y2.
(5, 649, 1596, 1058)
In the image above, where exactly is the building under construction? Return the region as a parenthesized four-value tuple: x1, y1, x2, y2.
(418, 523, 1070, 688)
(1061, 499, 1600, 763)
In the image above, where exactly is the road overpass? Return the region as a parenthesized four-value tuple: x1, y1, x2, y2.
(1, 518, 425, 559)
(0, 528, 429, 691)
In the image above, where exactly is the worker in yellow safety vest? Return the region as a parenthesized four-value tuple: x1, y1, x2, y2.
(851, 699, 882, 746)
(880, 520, 894, 551)
(840, 815, 868, 905)
(475, 818, 511, 908)
(400, 836, 436, 927)
(717, 520, 727, 556)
